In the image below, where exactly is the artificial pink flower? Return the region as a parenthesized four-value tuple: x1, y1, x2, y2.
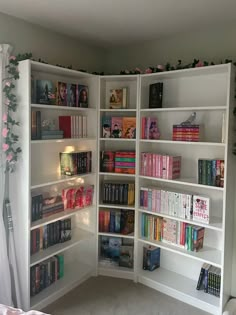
(6, 154, 13, 161)
(2, 143, 9, 152)
(2, 113, 7, 123)
(9, 56, 16, 61)
(135, 67, 142, 74)
(2, 128, 9, 138)
(5, 81, 11, 87)
(5, 99, 10, 106)
(196, 61, 204, 67)
(145, 68, 152, 74)
(157, 65, 164, 71)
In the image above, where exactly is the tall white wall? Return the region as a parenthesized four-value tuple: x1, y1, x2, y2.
(0, 12, 106, 73)
(105, 22, 236, 74)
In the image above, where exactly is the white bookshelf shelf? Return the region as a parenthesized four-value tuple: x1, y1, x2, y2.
(138, 237, 222, 268)
(139, 139, 225, 147)
(99, 172, 135, 178)
(31, 104, 96, 111)
(30, 229, 94, 267)
(31, 172, 94, 189)
(138, 268, 220, 315)
(99, 204, 135, 210)
(98, 262, 134, 280)
(99, 138, 136, 142)
(31, 137, 96, 144)
(31, 205, 95, 230)
(139, 175, 224, 191)
(98, 232, 134, 239)
(140, 106, 227, 112)
(138, 209, 223, 232)
(30, 261, 93, 310)
(100, 108, 136, 112)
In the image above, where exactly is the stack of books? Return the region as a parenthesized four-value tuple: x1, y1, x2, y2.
(172, 124, 200, 142)
(141, 214, 205, 252)
(198, 159, 224, 187)
(102, 182, 135, 205)
(30, 254, 64, 297)
(114, 151, 135, 174)
(99, 209, 134, 235)
(140, 153, 181, 179)
(196, 263, 221, 297)
(41, 130, 63, 140)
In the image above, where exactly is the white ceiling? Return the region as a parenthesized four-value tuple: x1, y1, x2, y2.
(0, 0, 236, 47)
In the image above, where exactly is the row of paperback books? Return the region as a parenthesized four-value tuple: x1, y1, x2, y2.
(99, 209, 134, 235)
(172, 124, 200, 142)
(198, 159, 224, 187)
(196, 263, 221, 297)
(141, 215, 205, 252)
(102, 116, 136, 139)
(100, 236, 134, 268)
(30, 254, 64, 297)
(31, 194, 63, 223)
(141, 153, 181, 179)
(140, 187, 210, 224)
(143, 245, 161, 271)
(59, 115, 87, 138)
(102, 182, 135, 206)
(33, 79, 88, 108)
(62, 185, 94, 209)
(30, 219, 71, 255)
(141, 117, 160, 140)
(60, 151, 92, 176)
(100, 151, 136, 174)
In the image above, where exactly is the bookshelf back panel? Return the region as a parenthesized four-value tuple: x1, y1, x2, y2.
(140, 110, 226, 143)
(31, 142, 97, 186)
(65, 237, 96, 266)
(139, 142, 224, 179)
(141, 72, 228, 109)
(100, 79, 138, 110)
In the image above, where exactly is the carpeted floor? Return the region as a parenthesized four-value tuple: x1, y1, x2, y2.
(43, 276, 210, 315)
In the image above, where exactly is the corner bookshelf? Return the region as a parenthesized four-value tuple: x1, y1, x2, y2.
(97, 75, 139, 280)
(11, 60, 99, 310)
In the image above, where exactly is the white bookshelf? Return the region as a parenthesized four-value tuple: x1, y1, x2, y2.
(12, 62, 235, 315)
(11, 60, 99, 310)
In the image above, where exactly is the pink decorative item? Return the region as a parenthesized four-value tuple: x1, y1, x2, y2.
(9, 55, 16, 60)
(145, 68, 152, 74)
(196, 61, 204, 67)
(6, 154, 13, 162)
(5, 81, 11, 87)
(157, 65, 164, 71)
(2, 113, 7, 122)
(5, 99, 10, 105)
(2, 143, 9, 152)
(2, 128, 9, 138)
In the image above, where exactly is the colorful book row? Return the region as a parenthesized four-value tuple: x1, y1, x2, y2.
(30, 254, 64, 297)
(140, 187, 210, 224)
(60, 151, 92, 176)
(141, 117, 160, 140)
(172, 124, 200, 142)
(31, 219, 72, 255)
(102, 116, 136, 139)
(100, 151, 136, 174)
(141, 215, 205, 252)
(140, 153, 181, 179)
(196, 263, 221, 297)
(59, 115, 87, 138)
(102, 183, 135, 206)
(99, 209, 134, 235)
(198, 159, 224, 187)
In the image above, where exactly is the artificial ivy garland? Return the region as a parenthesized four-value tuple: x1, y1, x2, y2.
(2, 53, 32, 172)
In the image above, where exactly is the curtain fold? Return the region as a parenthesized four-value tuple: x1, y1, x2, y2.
(0, 44, 13, 307)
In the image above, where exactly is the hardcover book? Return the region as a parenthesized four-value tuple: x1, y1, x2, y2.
(67, 83, 77, 107)
(77, 85, 88, 108)
(143, 245, 160, 271)
(109, 88, 128, 109)
(57, 81, 67, 106)
(149, 82, 163, 108)
(60, 152, 78, 176)
(102, 116, 111, 138)
(122, 117, 136, 139)
(100, 151, 115, 172)
(146, 117, 160, 140)
(111, 117, 123, 138)
(193, 195, 210, 224)
(119, 245, 133, 268)
(36, 80, 56, 105)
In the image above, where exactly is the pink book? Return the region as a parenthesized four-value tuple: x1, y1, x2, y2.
(157, 155, 163, 178)
(148, 153, 152, 177)
(141, 117, 146, 139)
(162, 155, 167, 179)
(152, 154, 156, 177)
(156, 190, 161, 212)
(152, 188, 156, 212)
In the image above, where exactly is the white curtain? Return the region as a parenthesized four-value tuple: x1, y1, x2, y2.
(0, 44, 13, 306)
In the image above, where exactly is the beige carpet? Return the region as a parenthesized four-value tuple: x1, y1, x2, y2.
(43, 276, 210, 315)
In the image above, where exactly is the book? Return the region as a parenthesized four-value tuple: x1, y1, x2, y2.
(196, 263, 207, 290)
(192, 195, 210, 224)
(102, 116, 111, 138)
(143, 245, 160, 271)
(36, 80, 56, 105)
(31, 111, 41, 140)
(149, 83, 163, 108)
(193, 226, 205, 252)
(67, 83, 77, 107)
(119, 245, 133, 268)
(100, 151, 115, 172)
(111, 117, 123, 138)
(122, 117, 136, 139)
(146, 117, 160, 140)
(57, 81, 67, 106)
(77, 85, 88, 108)
(109, 88, 127, 109)
(60, 152, 78, 176)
